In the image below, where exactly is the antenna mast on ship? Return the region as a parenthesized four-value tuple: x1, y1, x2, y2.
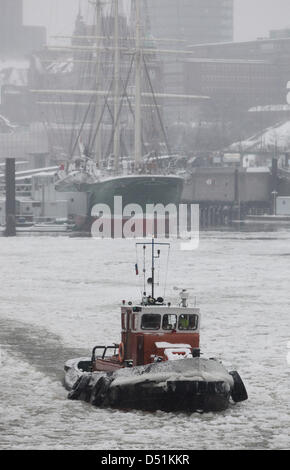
(136, 239, 170, 300)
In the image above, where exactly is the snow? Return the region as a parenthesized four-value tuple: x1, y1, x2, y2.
(230, 121, 290, 152)
(287, 342, 290, 366)
(185, 58, 267, 64)
(164, 348, 192, 360)
(249, 104, 290, 113)
(109, 358, 234, 389)
(154, 342, 194, 361)
(0, 60, 29, 90)
(46, 59, 74, 75)
(155, 342, 192, 349)
(246, 167, 270, 173)
(0, 60, 29, 71)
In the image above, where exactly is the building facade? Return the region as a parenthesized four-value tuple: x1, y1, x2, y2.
(145, 0, 234, 123)
(146, 0, 233, 45)
(184, 38, 290, 114)
(0, 0, 46, 57)
(181, 37, 290, 149)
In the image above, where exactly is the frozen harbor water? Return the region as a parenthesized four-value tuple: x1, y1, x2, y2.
(0, 230, 289, 450)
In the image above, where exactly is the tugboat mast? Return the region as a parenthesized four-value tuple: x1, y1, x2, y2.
(137, 238, 170, 299)
(151, 238, 155, 298)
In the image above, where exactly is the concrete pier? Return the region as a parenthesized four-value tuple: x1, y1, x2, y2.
(182, 167, 272, 227)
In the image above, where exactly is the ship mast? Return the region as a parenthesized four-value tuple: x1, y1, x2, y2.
(31, 1, 211, 161)
(94, 0, 103, 165)
(134, 0, 142, 168)
(113, 0, 120, 171)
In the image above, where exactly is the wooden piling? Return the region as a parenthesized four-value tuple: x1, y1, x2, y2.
(4, 158, 16, 237)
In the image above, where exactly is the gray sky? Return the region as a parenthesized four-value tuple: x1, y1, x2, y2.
(24, 0, 290, 43)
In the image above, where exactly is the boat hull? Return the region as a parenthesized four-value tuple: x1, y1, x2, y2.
(100, 378, 230, 413)
(83, 175, 184, 214)
(64, 357, 247, 413)
(56, 174, 183, 211)
(56, 174, 184, 231)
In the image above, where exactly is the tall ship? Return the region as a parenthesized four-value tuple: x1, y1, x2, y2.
(31, 0, 191, 228)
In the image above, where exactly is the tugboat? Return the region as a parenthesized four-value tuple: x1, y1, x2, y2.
(64, 240, 248, 413)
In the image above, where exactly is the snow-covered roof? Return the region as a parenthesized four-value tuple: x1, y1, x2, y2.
(0, 60, 29, 88)
(229, 121, 290, 152)
(0, 114, 15, 129)
(46, 59, 74, 75)
(187, 35, 290, 50)
(0, 60, 29, 71)
(249, 104, 290, 113)
(185, 58, 269, 64)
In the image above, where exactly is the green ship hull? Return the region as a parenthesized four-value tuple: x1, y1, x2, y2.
(80, 175, 184, 215)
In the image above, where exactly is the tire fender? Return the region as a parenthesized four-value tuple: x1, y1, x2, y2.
(90, 376, 114, 407)
(68, 374, 91, 401)
(229, 371, 248, 403)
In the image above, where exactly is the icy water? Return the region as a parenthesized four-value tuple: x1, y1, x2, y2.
(0, 230, 289, 450)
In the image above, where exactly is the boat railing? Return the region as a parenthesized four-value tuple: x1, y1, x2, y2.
(91, 344, 119, 363)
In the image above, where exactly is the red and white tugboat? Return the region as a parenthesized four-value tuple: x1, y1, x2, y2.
(64, 240, 248, 413)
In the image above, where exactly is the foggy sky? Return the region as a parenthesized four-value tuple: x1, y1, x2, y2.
(23, 0, 290, 42)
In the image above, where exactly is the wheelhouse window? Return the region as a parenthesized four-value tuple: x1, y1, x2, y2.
(178, 314, 198, 331)
(162, 314, 177, 331)
(141, 314, 161, 330)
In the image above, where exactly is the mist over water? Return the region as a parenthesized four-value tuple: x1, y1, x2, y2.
(0, 231, 289, 450)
